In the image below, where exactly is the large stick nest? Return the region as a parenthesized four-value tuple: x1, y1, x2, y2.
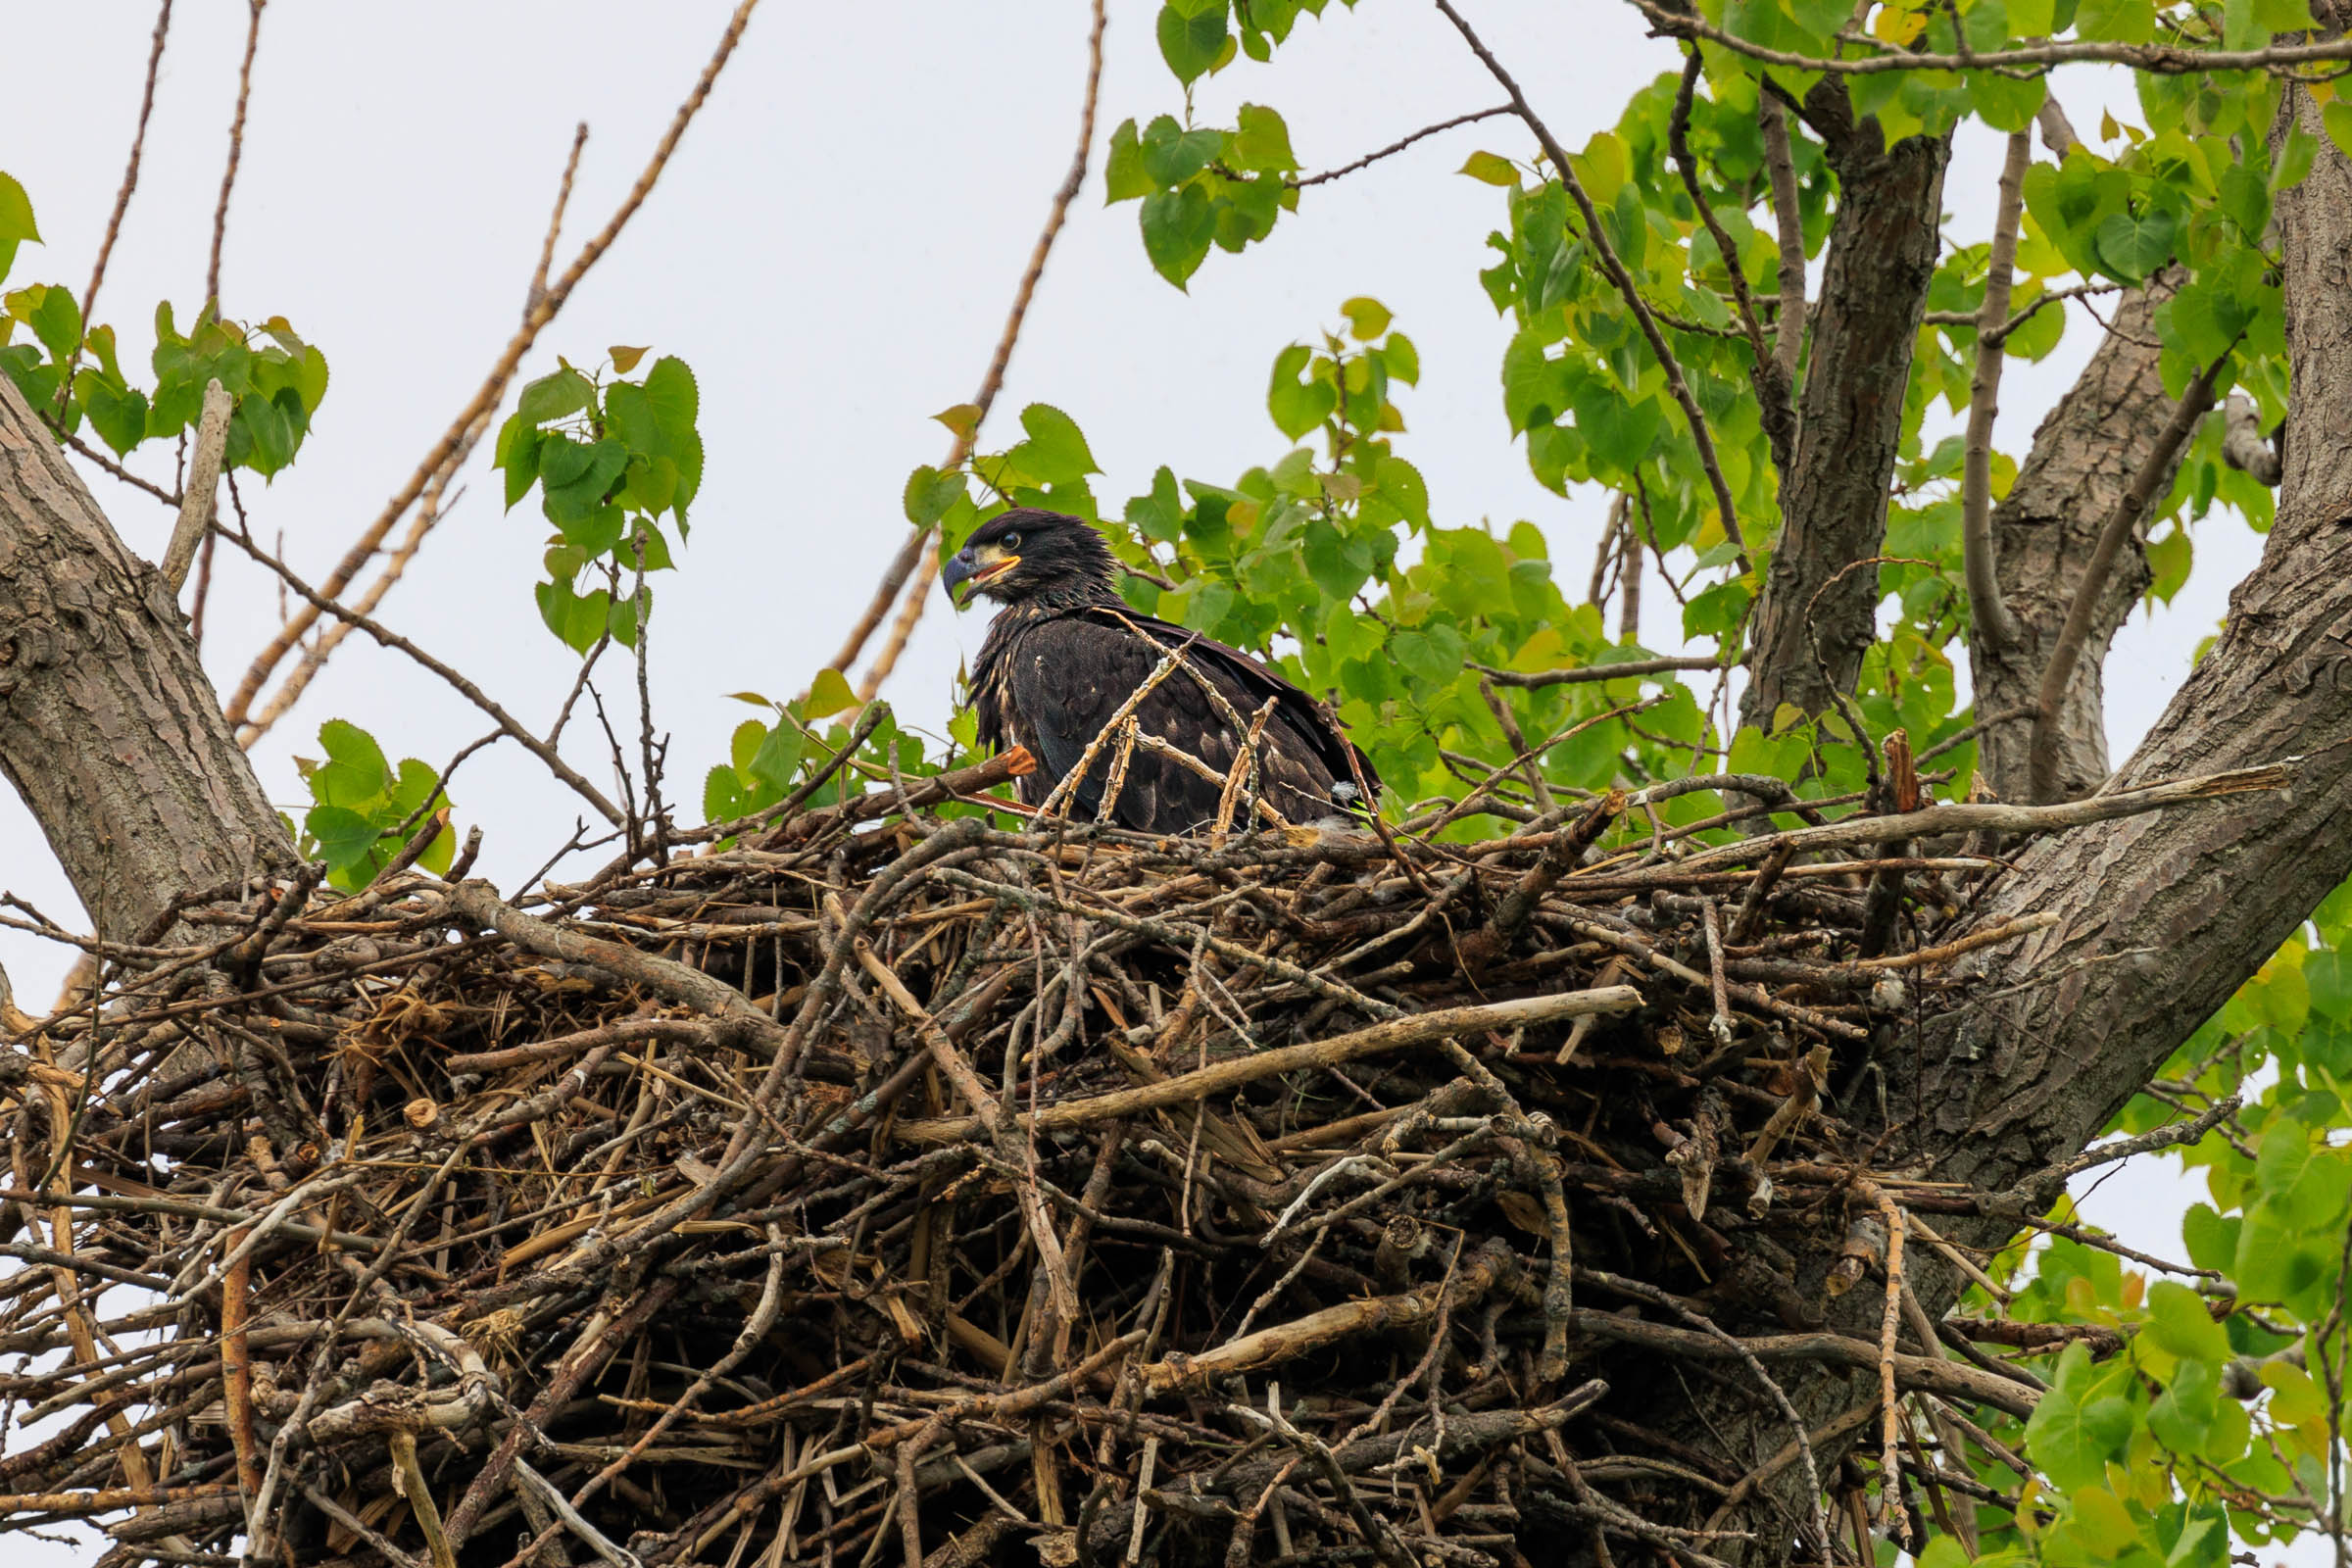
(0, 748, 2265, 1568)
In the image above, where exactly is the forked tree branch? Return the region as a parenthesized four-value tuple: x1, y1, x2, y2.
(239, 123, 592, 745)
(55, 0, 173, 418)
(217, 525, 625, 827)
(1962, 130, 2031, 656)
(1668, 54, 1792, 475)
(1292, 105, 1513, 188)
(1437, 0, 1750, 573)
(1756, 89, 1807, 393)
(2028, 350, 2228, 804)
(207, 0, 267, 313)
(848, 0, 1111, 703)
(222, 0, 763, 733)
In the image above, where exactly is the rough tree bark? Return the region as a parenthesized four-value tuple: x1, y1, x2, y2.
(1739, 89, 1950, 728)
(0, 371, 292, 947)
(1973, 274, 2186, 803)
(1648, 83, 2352, 1558)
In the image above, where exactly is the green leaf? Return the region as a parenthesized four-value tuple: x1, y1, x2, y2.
(2144, 1280, 2230, 1364)
(1231, 105, 1298, 173)
(1371, 454, 1429, 527)
(748, 721, 805, 789)
(807, 668, 858, 719)
(305, 805, 383, 876)
(610, 344, 650, 373)
(1140, 117, 1224, 188)
(904, 464, 965, 527)
(517, 368, 594, 425)
(1104, 120, 1152, 203)
(1141, 184, 1216, 288)
(1269, 344, 1337, 438)
(541, 436, 629, 527)
(2075, 0, 2155, 39)
(1157, 2, 1229, 84)
(2219, 162, 2271, 240)
(76, 374, 147, 457)
(1459, 151, 1519, 187)
(2275, 123, 2319, 192)
(2093, 208, 2178, 282)
(1016, 403, 1100, 485)
(312, 719, 392, 808)
(642, 356, 700, 449)
(494, 412, 541, 510)
(2026, 1343, 2138, 1492)
(536, 577, 612, 653)
(0, 172, 38, 245)
(1340, 296, 1392, 341)
(27, 284, 79, 361)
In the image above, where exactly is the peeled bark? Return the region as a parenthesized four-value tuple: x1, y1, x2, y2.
(1740, 92, 1950, 728)
(1973, 273, 2186, 803)
(0, 371, 292, 945)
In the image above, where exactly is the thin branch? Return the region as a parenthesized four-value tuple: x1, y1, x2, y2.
(57, 0, 172, 417)
(1290, 105, 1513, 188)
(1437, 0, 1750, 572)
(222, 0, 762, 730)
(849, 0, 1109, 703)
(239, 125, 591, 744)
(1669, 54, 1792, 473)
(217, 524, 625, 826)
(2029, 350, 2229, 804)
(1963, 131, 2031, 656)
(2221, 391, 2281, 486)
(207, 0, 267, 312)
(1471, 654, 1723, 689)
(1628, 0, 2352, 75)
(1922, 279, 2116, 337)
(1757, 89, 1806, 391)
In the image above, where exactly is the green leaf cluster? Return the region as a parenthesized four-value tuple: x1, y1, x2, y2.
(0, 172, 330, 472)
(288, 720, 456, 893)
(494, 348, 704, 652)
(1104, 107, 1302, 288)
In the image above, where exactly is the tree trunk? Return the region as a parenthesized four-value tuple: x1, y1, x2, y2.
(1973, 273, 2185, 803)
(0, 372, 293, 946)
(1642, 88, 2352, 1556)
(1740, 91, 1949, 728)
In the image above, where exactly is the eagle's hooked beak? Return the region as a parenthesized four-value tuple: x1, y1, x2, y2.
(942, 542, 1019, 607)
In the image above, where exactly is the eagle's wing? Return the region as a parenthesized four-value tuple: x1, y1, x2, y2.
(1076, 609, 1378, 822)
(984, 610, 1369, 835)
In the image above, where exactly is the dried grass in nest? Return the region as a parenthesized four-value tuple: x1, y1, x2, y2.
(0, 750, 2280, 1568)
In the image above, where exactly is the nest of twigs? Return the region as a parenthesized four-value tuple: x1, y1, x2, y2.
(0, 740, 2237, 1568)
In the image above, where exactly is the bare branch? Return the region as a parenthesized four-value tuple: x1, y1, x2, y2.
(56, 0, 172, 417)
(1669, 54, 1792, 472)
(207, 0, 267, 312)
(1963, 131, 2032, 656)
(2030, 351, 2228, 804)
(217, 525, 625, 826)
(847, 0, 1110, 702)
(1291, 105, 1512, 187)
(1472, 654, 1724, 689)
(1757, 89, 1807, 391)
(222, 0, 762, 730)
(1628, 0, 2352, 75)
(239, 124, 592, 744)
(1436, 0, 1750, 572)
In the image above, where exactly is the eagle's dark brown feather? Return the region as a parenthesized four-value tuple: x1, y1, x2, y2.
(945, 509, 1375, 836)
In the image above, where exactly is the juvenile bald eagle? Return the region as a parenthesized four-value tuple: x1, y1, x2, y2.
(942, 509, 1376, 836)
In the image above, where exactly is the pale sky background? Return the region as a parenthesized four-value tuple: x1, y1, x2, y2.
(0, 3, 2285, 1561)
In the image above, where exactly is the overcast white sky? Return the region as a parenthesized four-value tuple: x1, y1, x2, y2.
(0, 4, 2285, 1562)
